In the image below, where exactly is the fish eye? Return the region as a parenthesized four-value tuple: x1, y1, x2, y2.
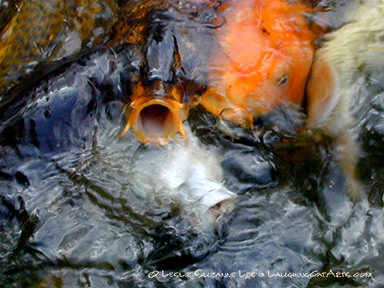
(277, 74, 288, 86)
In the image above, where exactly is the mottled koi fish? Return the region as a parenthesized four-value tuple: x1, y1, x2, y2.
(115, 0, 219, 145)
(306, 0, 384, 200)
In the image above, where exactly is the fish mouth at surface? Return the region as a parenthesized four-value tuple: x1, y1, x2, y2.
(123, 96, 186, 145)
(183, 183, 237, 230)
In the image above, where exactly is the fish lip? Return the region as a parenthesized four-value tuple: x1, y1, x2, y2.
(205, 191, 236, 222)
(183, 184, 237, 229)
(126, 96, 186, 145)
(219, 107, 254, 127)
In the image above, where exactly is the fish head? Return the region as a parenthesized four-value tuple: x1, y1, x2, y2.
(121, 83, 187, 145)
(201, 0, 315, 126)
(162, 132, 237, 230)
(128, 128, 237, 231)
(181, 180, 236, 230)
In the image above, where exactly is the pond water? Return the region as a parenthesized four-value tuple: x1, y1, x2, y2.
(1, 0, 384, 287)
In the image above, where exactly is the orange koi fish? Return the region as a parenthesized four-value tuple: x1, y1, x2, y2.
(200, 0, 316, 126)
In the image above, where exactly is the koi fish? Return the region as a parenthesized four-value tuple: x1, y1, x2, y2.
(128, 125, 236, 229)
(120, 81, 189, 145)
(115, 0, 218, 145)
(306, 0, 384, 200)
(0, 0, 117, 95)
(200, 0, 315, 126)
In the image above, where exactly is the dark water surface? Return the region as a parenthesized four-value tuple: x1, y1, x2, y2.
(1, 0, 384, 287)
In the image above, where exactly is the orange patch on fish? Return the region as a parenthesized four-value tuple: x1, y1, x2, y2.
(200, 0, 316, 126)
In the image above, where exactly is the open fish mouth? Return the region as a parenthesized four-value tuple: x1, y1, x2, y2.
(176, 160, 237, 229)
(185, 184, 237, 229)
(122, 96, 187, 145)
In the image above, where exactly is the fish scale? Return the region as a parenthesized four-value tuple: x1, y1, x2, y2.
(0, 0, 118, 95)
(0, 0, 66, 78)
(0, 0, 22, 33)
(110, 0, 165, 46)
